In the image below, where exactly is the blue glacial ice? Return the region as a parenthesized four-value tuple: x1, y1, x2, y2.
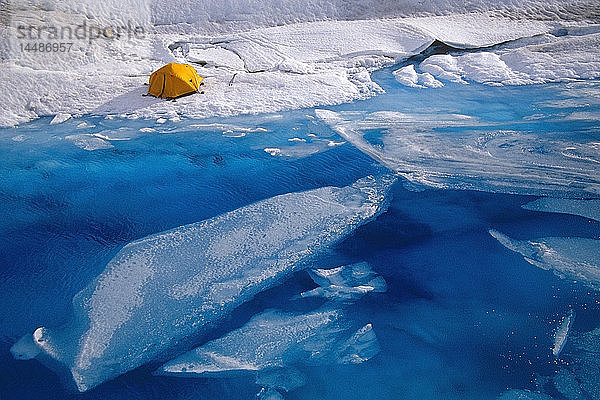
(158, 307, 379, 376)
(296, 261, 387, 301)
(316, 108, 600, 197)
(489, 230, 600, 290)
(10, 175, 394, 391)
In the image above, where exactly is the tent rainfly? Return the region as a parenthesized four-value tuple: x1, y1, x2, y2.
(148, 63, 203, 99)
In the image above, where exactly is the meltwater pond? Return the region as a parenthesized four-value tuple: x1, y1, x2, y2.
(1, 69, 599, 400)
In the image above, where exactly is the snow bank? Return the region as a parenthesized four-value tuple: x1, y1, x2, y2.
(11, 175, 395, 391)
(414, 32, 600, 87)
(2, 0, 600, 126)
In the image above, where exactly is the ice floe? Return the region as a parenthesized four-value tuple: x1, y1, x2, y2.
(11, 175, 394, 391)
(296, 262, 387, 301)
(489, 230, 600, 290)
(64, 134, 114, 151)
(552, 309, 575, 357)
(158, 307, 379, 375)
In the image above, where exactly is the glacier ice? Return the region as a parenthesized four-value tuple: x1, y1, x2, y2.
(489, 230, 600, 289)
(552, 309, 575, 357)
(11, 175, 394, 391)
(316, 109, 600, 197)
(158, 308, 380, 376)
(296, 262, 387, 301)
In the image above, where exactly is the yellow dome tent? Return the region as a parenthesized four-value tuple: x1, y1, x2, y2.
(148, 63, 204, 99)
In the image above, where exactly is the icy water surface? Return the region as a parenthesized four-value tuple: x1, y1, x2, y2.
(1, 69, 599, 400)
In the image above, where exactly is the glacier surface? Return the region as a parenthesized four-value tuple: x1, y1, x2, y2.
(11, 175, 394, 391)
(2, 0, 600, 126)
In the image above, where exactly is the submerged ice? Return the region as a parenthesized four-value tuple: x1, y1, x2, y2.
(489, 230, 600, 290)
(11, 175, 394, 391)
(316, 106, 600, 196)
(296, 262, 387, 301)
(158, 307, 379, 375)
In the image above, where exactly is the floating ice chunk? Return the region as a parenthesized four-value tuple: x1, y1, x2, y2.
(64, 134, 114, 151)
(553, 310, 575, 357)
(317, 109, 600, 196)
(50, 113, 71, 125)
(159, 308, 380, 378)
(257, 388, 284, 400)
(76, 122, 92, 129)
(159, 309, 344, 375)
(497, 389, 554, 400)
(523, 198, 600, 222)
(11, 135, 26, 142)
(15, 175, 394, 391)
(264, 148, 281, 156)
(10, 333, 40, 360)
(489, 230, 600, 289)
(297, 262, 386, 301)
(336, 323, 380, 365)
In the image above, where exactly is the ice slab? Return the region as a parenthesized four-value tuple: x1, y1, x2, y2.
(552, 310, 575, 357)
(9, 333, 41, 360)
(317, 109, 600, 197)
(13, 175, 394, 391)
(159, 308, 343, 375)
(489, 230, 600, 289)
(158, 307, 380, 376)
(257, 388, 285, 400)
(64, 134, 115, 151)
(297, 262, 386, 301)
(523, 198, 600, 222)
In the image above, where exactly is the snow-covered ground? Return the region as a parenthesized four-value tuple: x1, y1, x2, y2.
(1, 0, 600, 126)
